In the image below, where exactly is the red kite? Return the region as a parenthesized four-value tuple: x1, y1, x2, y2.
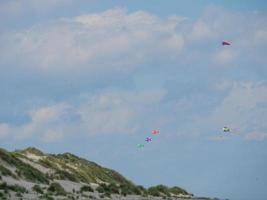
(152, 130, 159, 135)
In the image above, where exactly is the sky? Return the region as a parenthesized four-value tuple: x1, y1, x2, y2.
(0, 0, 267, 200)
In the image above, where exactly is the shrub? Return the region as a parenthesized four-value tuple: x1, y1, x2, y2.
(17, 164, 49, 184)
(148, 186, 161, 197)
(15, 192, 22, 197)
(11, 184, 27, 193)
(40, 194, 54, 200)
(119, 184, 140, 195)
(32, 184, 44, 194)
(0, 165, 16, 178)
(0, 182, 27, 193)
(96, 185, 104, 193)
(0, 149, 48, 183)
(107, 183, 119, 194)
(104, 192, 111, 198)
(54, 170, 78, 182)
(80, 185, 94, 193)
(169, 186, 188, 195)
(0, 191, 4, 197)
(154, 185, 170, 196)
(47, 182, 66, 196)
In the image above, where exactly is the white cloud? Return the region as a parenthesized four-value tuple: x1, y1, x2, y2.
(15, 103, 69, 139)
(1, 6, 266, 76)
(0, 89, 167, 141)
(0, 8, 185, 74)
(184, 6, 267, 70)
(77, 89, 167, 135)
(213, 49, 238, 65)
(208, 81, 267, 136)
(190, 20, 215, 41)
(0, 7, 267, 143)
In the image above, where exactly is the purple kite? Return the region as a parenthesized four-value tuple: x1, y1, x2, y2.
(222, 41, 231, 46)
(145, 137, 152, 142)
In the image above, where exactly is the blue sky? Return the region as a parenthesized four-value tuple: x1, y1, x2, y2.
(0, 1, 267, 200)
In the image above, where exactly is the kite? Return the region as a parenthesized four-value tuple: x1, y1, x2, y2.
(222, 41, 231, 46)
(137, 129, 159, 149)
(152, 130, 159, 135)
(223, 126, 230, 132)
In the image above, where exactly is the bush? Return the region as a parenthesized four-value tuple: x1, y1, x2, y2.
(15, 192, 22, 197)
(0, 182, 7, 189)
(169, 186, 188, 195)
(40, 194, 55, 200)
(32, 184, 44, 194)
(54, 170, 78, 182)
(148, 186, 161, 197)
(0, 191, 4, 197)
(120, 184, 131, 196)
(11, 184, 27, 193)
(0, 149, 48, 183)
(0, 165, 16, 178)
(96, 185, 104, 193)
(104, 192, 111, 198)
(80, 185, 94, 193)
(47, 182, 66, 196)
(119, 184, 140, 196)
(154, 185, 170, 196)
(0, 182, 27, 193)
(17, 164, 49, 184)
(107, 183, 119, 194)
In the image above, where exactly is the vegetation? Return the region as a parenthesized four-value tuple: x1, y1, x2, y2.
(169, 186, 189, 195)
(47, 182, 66, 196)
(40, 193, 55, 200)
(0, 148, 48, 184)
(105, 183, 120, 194)
(148, 186, 161, 196)
(53, 169, 78, 182)
(119, 183, 143, 196)
(146, 185, 190, 197)
(16, 164, 49, 184)
(0, 191, 4, 197)
(15, 192, 23, 197)
(0, 165, 16, 178)
(136, 185, 147, 196)
(80, 185, 94, 193)
(96, 185, 105, 193)
(0, 182, 27, 193)
(32, 184, 44, 194)
(148, 185, 171, 197)
(18, 147, 44, 156)
(0, 147, 196, 199)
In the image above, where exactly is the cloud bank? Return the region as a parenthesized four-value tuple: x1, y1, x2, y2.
(0, 7, 267, 143)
